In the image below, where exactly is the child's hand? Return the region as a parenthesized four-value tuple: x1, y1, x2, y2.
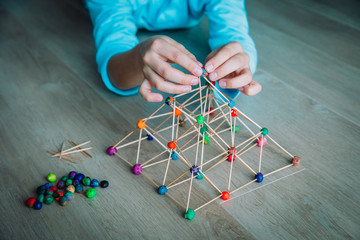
(204, 42, 261, 96)
(138, 36, 203, 102)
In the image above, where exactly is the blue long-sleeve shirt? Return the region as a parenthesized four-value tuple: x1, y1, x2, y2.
(85, 0, 257, 96)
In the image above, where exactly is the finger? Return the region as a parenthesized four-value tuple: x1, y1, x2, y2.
(159, 41, 203, 77)
(147, 56, 199, 85)
(139, 79, 163, 102)
(204, 45, 238, 73)
(239, 80, 262, 96)
(144, 66, 193, 94)
(208, 53, 249, 81)
(162, 37, 198, 62)
(218, 68, 253, 89)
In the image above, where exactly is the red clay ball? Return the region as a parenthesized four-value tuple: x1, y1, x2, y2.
(231, 108, 238, 117)
(292, 156, 301, 166)
(222, 191, 230, 200)
(25, 197, 36, 208)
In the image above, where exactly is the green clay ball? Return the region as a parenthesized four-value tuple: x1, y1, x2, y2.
(202, 133, 210, 144)
(261, 128, 268, 136)
(47, 173, 56, 183)
(184, 209, 195, 220)
(232, 125, 239, 133)
(200, 125, 208, 134)
(196, 115, 205, 124)
(44, 195, 54, 205)
(82, 177, 91, 186)
(85, 188, 97, 198)
(65, 179, 73, 187)
(36, 194, 44, 203)
(61, 176, 68, 182)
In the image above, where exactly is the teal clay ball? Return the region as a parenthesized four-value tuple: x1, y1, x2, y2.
(75, 184, 83, 193)
(65, 179, 73, 187)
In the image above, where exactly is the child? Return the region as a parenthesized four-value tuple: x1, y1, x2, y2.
(85, 0, 261, 102)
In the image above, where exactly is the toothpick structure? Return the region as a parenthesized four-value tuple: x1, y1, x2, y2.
(107, 69, 301, 220)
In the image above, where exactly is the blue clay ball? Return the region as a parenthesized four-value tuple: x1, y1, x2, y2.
(34, 201, 42, 210)
(255, 173, 263, 183)
(147, 134, 153, 141)
(171, 152, 179, 160)
(57, 180, 65, 189)
(157, 185, 168, 195)
(73, 179, 80, 186)
(90, 179, 99, 188)
(75, 173, 85, 182)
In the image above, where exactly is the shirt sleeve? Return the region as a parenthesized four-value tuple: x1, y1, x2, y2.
(205, 0, 257, 73)
(85, 0, 140, 96)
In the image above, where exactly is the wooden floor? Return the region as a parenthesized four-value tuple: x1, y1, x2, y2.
(1, 0, 359, 239)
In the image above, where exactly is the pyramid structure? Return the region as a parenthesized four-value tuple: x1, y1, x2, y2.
(106, 70, 301, 220)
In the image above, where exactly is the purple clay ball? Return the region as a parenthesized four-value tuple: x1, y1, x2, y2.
(132, 164, 142, 175)
(57, 180, 65, 189)
(106, 146, 117, 156)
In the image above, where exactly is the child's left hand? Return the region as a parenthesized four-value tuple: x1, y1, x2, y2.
(204, 42, 261, 96)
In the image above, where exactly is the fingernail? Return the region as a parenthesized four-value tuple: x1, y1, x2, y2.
(183, 86, 192, 92)
(206, 64, 213, 72)
(195, 67, 202, 76)
(191, 78, 198, 85)
(209, 72, 217, 80)
(155, 96, 163, 102)
(220, 81, 226, 88)
(238, 87, 244, 92)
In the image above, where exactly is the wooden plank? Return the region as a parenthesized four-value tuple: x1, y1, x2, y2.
(0, 7, 255, 240)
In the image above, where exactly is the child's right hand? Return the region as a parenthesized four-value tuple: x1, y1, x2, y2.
(137, 36, 203, 102)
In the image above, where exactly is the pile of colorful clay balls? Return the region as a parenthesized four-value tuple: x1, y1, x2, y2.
(25, 171, 109, 210)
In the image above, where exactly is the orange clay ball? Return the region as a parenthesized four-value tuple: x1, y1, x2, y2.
(168, 141, 177, 149)
(137, 120, 146, 129)
(173, 107, 182, 117)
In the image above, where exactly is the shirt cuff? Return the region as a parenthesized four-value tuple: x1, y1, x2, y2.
(97, 45, 140, 96)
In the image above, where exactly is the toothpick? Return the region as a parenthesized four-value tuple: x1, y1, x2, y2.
(52, 147, 92, 157)
(69, 140, 92, 158)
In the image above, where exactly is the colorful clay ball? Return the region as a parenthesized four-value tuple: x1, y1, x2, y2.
(54, 192, 64, 201)
(65, 191, 74, 201)
(59, 196, 68, 206)
(34, 201, 42, 210)
(25, 197, 36, 208)
(47, 173, 56, 183)
(36, 194, 44, 203)
(44, 183, 53, 189)
(66, 185, 75, 193)
(85, 188, 97, 198)
(75, 173, 85, 182)
(44, 195, 54, 205)
(90, 179, 99, 188)
(82, 177, 91, 186)
(75, 184, 84, 193)
(57, 180, 65, 189)
(68, 171, 77, 180)
(100, 180, 109, 188)
(45, 188, 53, 195)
